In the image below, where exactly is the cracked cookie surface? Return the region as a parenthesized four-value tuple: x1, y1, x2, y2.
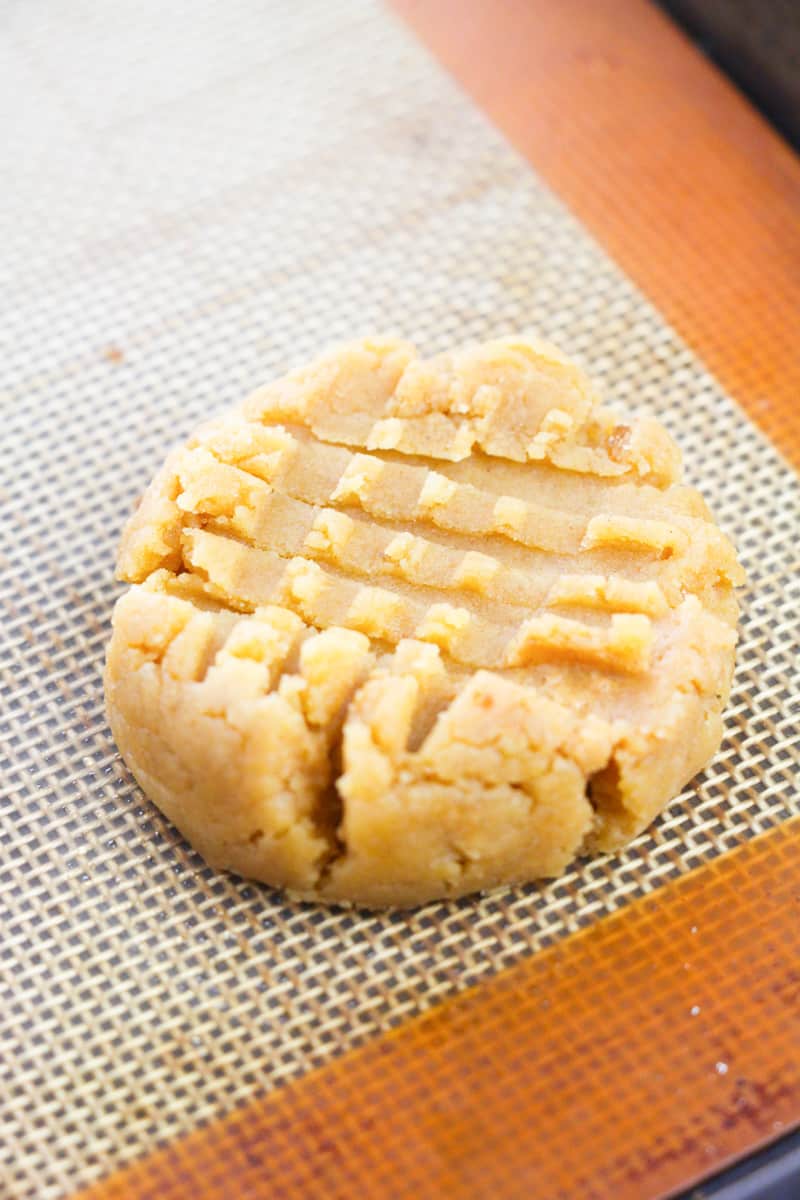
(104, 337, 744, 906)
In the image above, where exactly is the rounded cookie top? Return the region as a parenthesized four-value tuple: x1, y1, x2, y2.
(105, 337, 744, 907)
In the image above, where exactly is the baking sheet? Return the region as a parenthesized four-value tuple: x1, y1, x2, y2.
(2, 2, 799, 1196)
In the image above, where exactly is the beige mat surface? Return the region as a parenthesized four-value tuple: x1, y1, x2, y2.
(1, 2, 798, 1196)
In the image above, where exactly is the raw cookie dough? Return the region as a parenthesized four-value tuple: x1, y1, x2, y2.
(105, 337, 745, 907)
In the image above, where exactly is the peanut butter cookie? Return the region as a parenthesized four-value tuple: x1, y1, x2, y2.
(105, 337, 744, 906)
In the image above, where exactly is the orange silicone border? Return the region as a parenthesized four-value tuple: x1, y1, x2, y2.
(395, 0, 800, 469)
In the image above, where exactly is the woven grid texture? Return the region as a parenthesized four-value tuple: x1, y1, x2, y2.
(1, 2, 798, 1197)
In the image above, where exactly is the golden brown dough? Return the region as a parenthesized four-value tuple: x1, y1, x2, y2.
(105, 337, 744, 906)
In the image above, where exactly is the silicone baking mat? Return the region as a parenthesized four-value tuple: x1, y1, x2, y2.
(1, 2, 798, 1197)
(76, 815, 800, 1200)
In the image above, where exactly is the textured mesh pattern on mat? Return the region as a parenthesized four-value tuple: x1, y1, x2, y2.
(1, 2, 798, 1197)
